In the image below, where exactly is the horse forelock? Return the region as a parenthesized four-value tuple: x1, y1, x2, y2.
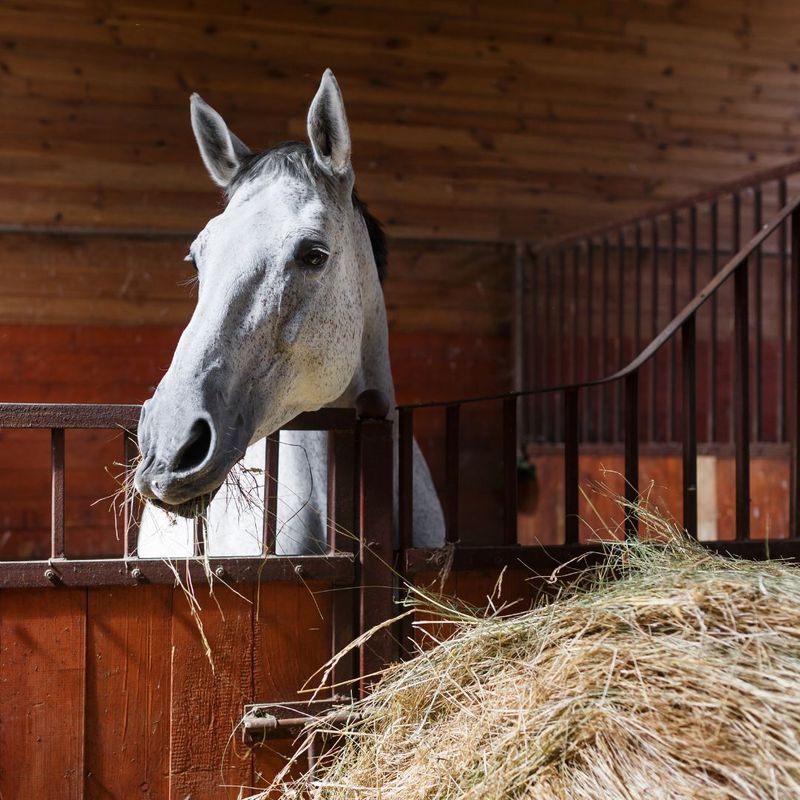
(226, 142, 387, 284)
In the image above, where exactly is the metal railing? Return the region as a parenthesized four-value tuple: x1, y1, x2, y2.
(523, 159, 800, 447)
(399, 191, 800, 573)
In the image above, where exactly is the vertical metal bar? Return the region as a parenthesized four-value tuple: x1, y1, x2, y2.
(557, 249, 566, 440)
(649, 219, 659, 442)
(530, 252, 541, 441)
(682, 317, 698, 538)
(329, 428, 357, 686)
(790, 207, 800, 536)
(357, 417, 396, 693)
(689, 205, 698, 297)
(731, 192, 742, 445)
(669, 211, 678, 442)
(734, 254, 750, 540)
(123, 429, 140, 558)
(754, 187, 763, 441)
(513, 242, 526, 434)
(194, 515, 205, 558)
(624, 372, 639, 539)
(615, 230, 625, 442)
(600, 237, 609, 441)
(585, 240, 594, 441)
(445, 404, 460, 544)
(264, 435, 280, 554)
(572, 245, 580, 383)
(634, 223, 642, 356)
(710, 201, 719, 442)
(51, 428, 65, 559)
(564, 388, 580, 545)
(398, 407, 414, 552)
(780, 179, 789, 442)
(503, 396, 518, 545)
(543, 254, 553, 442)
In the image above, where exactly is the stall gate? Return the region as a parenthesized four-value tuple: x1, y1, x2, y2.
(0, 403, 396, 799)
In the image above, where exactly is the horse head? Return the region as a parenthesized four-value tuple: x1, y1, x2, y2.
(135, 70, 384, 517)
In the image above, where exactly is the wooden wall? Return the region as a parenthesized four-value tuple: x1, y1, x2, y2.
(4, 1, 800, 241)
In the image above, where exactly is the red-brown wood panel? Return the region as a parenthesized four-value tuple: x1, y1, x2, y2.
(85, 585, 172, 799)
(0, 588, 87, 798)
(251, 581, 334, 793)
(168, 582, 255, 799)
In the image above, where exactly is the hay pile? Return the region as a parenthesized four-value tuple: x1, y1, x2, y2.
(265, 530, 800, 799)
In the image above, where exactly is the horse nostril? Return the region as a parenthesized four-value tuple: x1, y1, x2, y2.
(174, 418, 214, 473)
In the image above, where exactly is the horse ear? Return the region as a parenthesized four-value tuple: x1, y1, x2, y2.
(190, 93, 251, 188)
(307, 69, 351, 176)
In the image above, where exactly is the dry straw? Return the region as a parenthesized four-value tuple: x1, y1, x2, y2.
(260, 501, 800, 800)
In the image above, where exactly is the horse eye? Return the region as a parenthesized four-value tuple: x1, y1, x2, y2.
(299, 247, 329, 268)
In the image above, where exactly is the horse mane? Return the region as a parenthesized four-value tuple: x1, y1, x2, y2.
(227, 142, 388, 284)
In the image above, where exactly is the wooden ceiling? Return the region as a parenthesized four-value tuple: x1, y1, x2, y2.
(4, 0, 800, 242)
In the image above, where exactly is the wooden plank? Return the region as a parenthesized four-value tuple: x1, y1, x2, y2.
(85, 585, 172, 798)
(251, 581, 334, 792)
(0, 587, 86, 799)
(168, 582, 255, 799)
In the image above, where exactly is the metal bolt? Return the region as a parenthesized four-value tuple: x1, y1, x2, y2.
(294, 564, 304, 576)
(131, 567, 144, 582)
(44, 568, 59, 584)
(215, 566, 225, 579)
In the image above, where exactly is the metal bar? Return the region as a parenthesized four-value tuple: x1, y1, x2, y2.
(600, 237, 609, 441)
(513, 243, 527, 440)
(624, 372, 639, 539)
(754, 186, 763, 441)
(682, 316, 698, 538)
(51, 428, 65, 559)
(734, 253, 751, 540)
(791, 207, 800, 536)
(649, 219, 659, 443)
(123, 429, 140, 558)
(585, 240, 594, 441)
(710, 200, 719, 443)
(328, 429, 358, 688)
(194, 515, 205, 558)
(404, 539, 800, 575)
(445, 405, 460, 543)
(634, 223, 642, 356)
(543, 253, 552, 441)
(731, 192, 742, 445)
(0, 404, 357, 431)
(780, 179, 789, 442)
(503, 396, 518, 545)
(669, 212, 679, 441)
(615, 230, 625, 442)
(689, 205, 698, 296)
(357, 417, 396, 693)
(530, 252, 540, 441)
(0, 554, 356, 588)
(264, 435, 280, 554)
(572, 245, 579, 383)
(564, 389, 579, 545)
(557, 249, 566, 440)
(398, 407, 414, 552)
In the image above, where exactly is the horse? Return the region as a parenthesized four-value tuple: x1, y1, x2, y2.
(133, 69, 445, 556)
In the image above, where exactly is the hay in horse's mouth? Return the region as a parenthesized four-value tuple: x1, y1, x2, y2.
(147, 492, 216, 519)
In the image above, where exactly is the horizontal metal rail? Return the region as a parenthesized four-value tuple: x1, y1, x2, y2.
(0, 554, 355, 589)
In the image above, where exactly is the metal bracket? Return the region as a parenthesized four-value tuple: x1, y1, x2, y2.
(242, 695, 356, 744)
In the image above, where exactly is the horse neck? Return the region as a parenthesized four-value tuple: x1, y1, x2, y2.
(329, 222, 396, 418)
